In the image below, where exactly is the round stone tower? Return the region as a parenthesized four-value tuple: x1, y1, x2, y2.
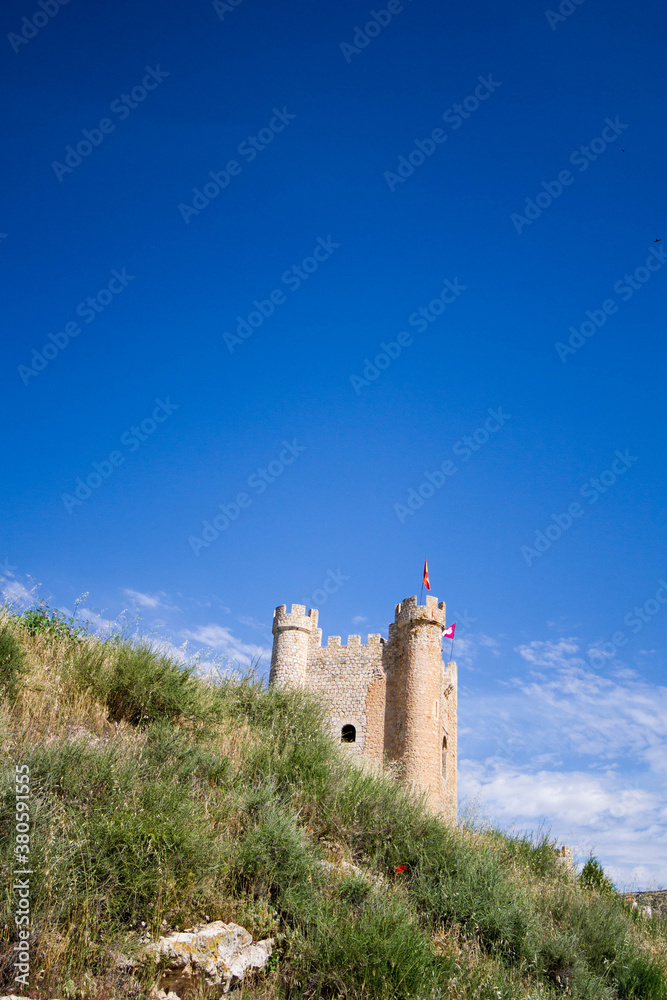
(393, 595, 452, 814)
(269, 604, 319, 688)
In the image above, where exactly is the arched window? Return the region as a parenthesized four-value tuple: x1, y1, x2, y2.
(341, 724, 356, 743)
(442, 735, 447, 779)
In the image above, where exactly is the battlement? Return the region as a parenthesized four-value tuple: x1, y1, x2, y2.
(272, 604, 319, 634)
(325, 633, 383, 648)
(394, 594, 447, 629)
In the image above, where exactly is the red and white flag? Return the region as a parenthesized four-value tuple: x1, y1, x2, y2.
(443, 623, 456, 639)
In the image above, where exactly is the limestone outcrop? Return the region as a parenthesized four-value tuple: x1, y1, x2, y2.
(146, 920, 273, 996)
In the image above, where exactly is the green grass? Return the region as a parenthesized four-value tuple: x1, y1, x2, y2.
(1, 608, 666, 999)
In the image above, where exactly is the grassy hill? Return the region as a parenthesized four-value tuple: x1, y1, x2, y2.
(1, 606, 667, 999)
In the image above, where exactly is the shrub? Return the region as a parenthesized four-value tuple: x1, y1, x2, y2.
(69, 640, 204, 725)
(21, 601, 90, 641)
(140, 717, 232, 786)
(615, 950, 667, 999)
(6, 731, 233, 932)
(581, 856, 616, 897)
(233, 802, 317, 902)
(288, 891, 446, 1000)
(494, 827, 563, 880)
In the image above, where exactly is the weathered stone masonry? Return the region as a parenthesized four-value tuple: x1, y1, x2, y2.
(269, 594, 457, 821)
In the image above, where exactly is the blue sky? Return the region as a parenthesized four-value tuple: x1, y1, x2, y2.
(2, 0, 666, 888)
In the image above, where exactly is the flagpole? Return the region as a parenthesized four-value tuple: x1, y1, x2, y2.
(450, 637, 454, 661)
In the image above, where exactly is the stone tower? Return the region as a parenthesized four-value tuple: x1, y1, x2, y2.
(269, 603, 320, 688)
(269, 594, 457, 822)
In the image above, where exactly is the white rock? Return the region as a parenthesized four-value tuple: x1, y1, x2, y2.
(146, 920, 273, 995)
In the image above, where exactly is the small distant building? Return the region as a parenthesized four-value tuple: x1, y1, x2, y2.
(269, 594, 457, 821)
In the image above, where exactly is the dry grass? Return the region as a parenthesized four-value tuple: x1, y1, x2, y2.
(1, 628, 118, 748)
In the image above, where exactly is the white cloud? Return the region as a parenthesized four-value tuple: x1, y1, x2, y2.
(515, 637, 582, 669)
(180, 624, 270, 668)
(460, 758, 667, 889)
(1, 580, 35, 610)
(352, 615, 368, 624)
(122, 588, 179, 611)
(459, 635, 667, 887)
(478, 634, 502, 654)
(79, 607, 124, 634)
(460, 760, 658, 828)
(123, 588, 161, 608)
(511, 641, 667, 769)
(446, 632, 501, 672)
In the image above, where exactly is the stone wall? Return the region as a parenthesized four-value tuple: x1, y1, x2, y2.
(306, 635, 384, 759)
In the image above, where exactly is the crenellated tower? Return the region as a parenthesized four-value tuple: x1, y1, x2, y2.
(269, 594, 457, 821)
(269, 604, 320, 688)
(388, 595, 453, 816)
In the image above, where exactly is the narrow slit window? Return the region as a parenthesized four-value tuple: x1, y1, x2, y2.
(341, 724, 356, 743)
(442, 735, 447, 779)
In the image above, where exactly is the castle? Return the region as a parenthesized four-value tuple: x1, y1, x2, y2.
(269, 594, 457, 821)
